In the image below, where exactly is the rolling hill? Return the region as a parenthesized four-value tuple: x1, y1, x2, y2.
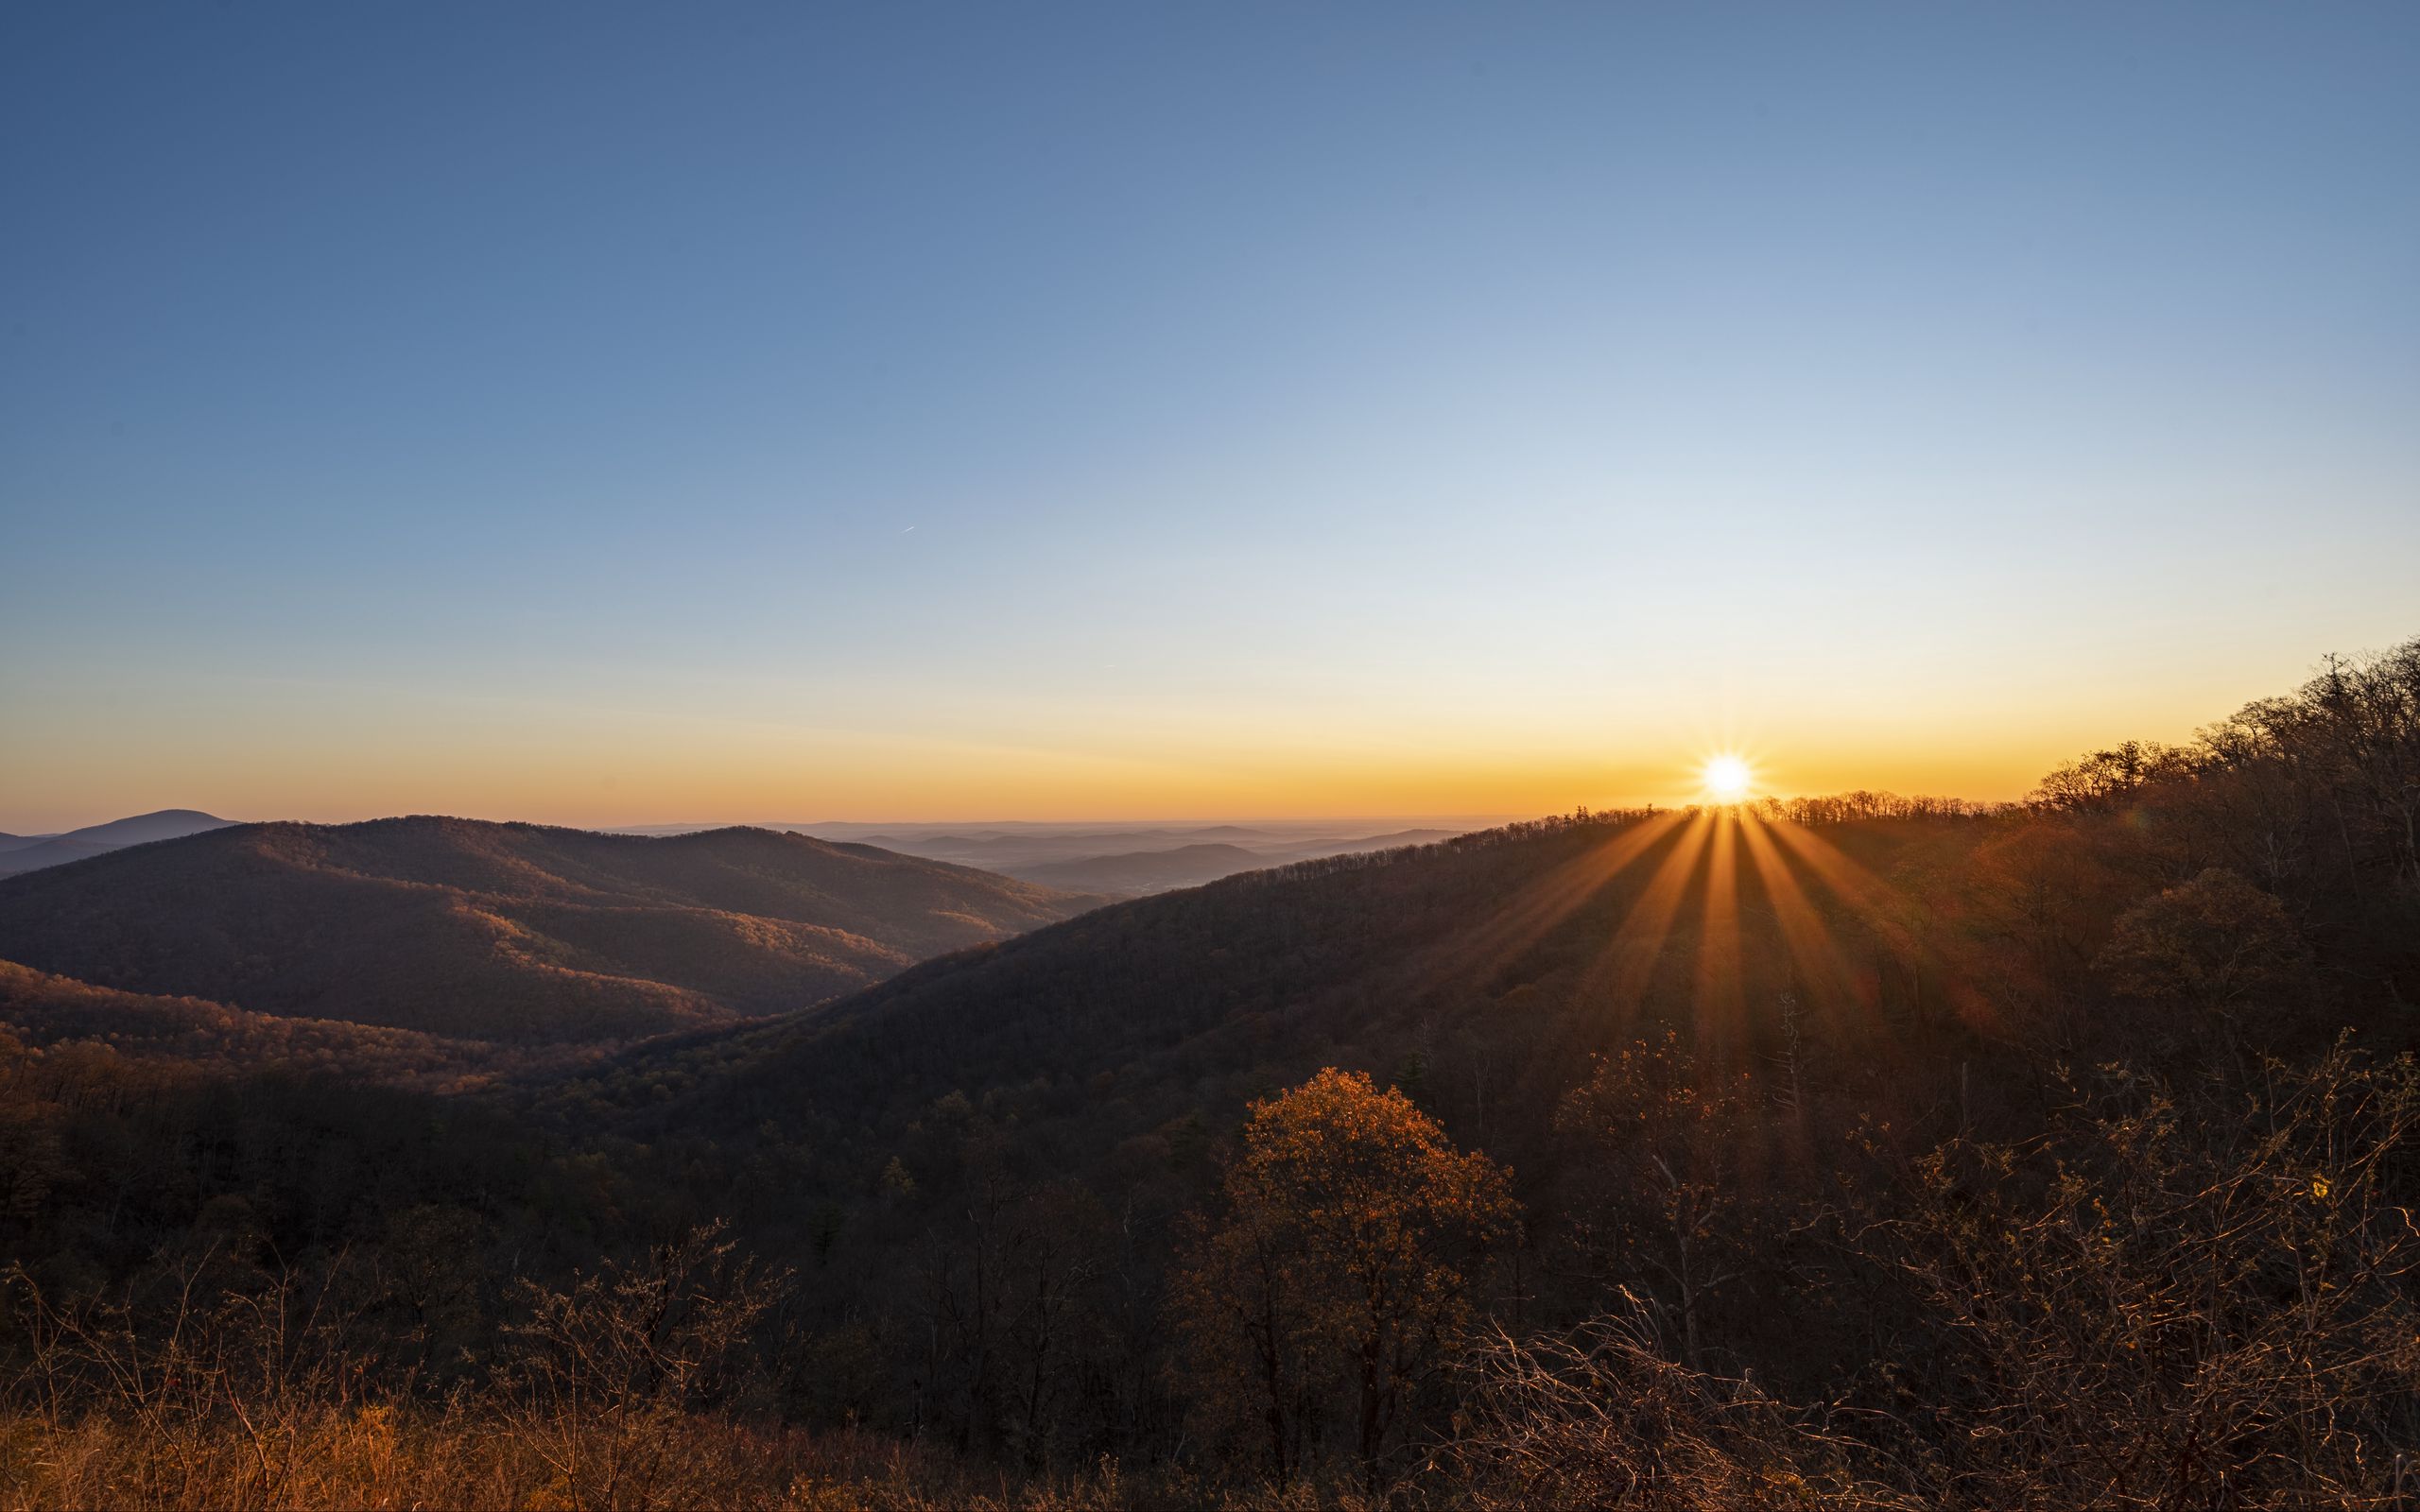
(0, 818, 1105, 1042)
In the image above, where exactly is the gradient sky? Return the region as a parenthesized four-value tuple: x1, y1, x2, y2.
(4, 3, 2416, 833)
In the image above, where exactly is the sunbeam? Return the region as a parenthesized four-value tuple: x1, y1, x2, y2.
(1737, 809, 1870, 1033)
(1458, 809, 1689, 977)
(1759, 812, 2007, 1037)
(1691, 811, 1746, 1058)
(1570, 810, 1715, 1020)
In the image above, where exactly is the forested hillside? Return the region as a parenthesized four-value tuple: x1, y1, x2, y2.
(0, 960, 585, 1090)
(0, 818, 1103, 1041)
(0, 640, 2414, 1508)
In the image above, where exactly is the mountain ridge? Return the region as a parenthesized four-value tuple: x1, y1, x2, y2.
(0, 808, 237, 876)
(0, 817, 1106, 1042)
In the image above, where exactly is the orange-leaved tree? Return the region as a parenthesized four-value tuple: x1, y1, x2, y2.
(1168, 1067, 1517, 1490)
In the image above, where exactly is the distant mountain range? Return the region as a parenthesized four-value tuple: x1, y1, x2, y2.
(0, 808, 238, 877)
(1014, 841, 1274, 893)
(0, 817, 1104, 1042)
(609, 819, 1479, 894)
(1003, 833, 1444, 893)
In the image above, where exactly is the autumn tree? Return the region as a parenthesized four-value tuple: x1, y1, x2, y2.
(1168, 1067, 1517, 1490)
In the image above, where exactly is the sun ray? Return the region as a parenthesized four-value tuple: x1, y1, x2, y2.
(1759, 813, 2000, 1038)
(1737, 808, 1871, 1033)
(1569, 810, 1714, 1022)
(1760, 816, 1903, 923)
(1691, 810, 1745, 1059)
(1457, 808, 1689, 976)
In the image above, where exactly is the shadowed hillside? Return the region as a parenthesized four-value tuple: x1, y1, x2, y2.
(0, 958, 576, 1091)
(591, 806, 1996, 1254)
(0, 818, 1104, 1042)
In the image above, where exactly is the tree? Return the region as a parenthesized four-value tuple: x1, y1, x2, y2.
(2030, 740, 2199, 814)
(1554, 1035, 1759, 1372)
(2095, 868, 2309, 1039)
(1168, 1068, 1517, 1490)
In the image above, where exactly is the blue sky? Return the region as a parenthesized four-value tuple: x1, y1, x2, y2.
(4, 3, 2415, 829)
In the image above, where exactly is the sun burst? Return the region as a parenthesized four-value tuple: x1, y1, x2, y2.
(1703, 754, 1754, 803)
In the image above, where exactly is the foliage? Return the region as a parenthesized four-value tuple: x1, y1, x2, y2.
(1554, 1036, 1763, 1371)
(1869, 1043, 2420, 1506)
(1169, 1070, 1515, 1489)
(2095, 867, 2310, 1034)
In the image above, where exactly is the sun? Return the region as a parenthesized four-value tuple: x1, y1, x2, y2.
(1703, 754, 1753, 803)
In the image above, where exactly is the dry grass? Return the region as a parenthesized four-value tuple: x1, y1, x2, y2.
(0, 1404, 1386, 1511)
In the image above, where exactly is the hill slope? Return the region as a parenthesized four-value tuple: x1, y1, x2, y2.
(605, 806, 2005, 1203)
(0, 818, 1103, 1041)
(0, 958, 560, 1090)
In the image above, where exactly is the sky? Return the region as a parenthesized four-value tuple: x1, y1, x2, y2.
(3, 3, 2415, 833)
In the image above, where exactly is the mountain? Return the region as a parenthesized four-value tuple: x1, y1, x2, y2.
(609, 819, 1495, 877)
(0, 839, 118, 878)
(587, 805, 2034, 1280)
(597, 674, 2420, 1261)
(815, 826, 1282, 871)
(0, 818, 1104, 1042)
(1324, 827, 1460, 850)
(608, 810, 1958, 1159)
(1001, 827, 1471, 894)
(55, 808, 238, 848)
(1013, 841, 1275, 894)
(0, 808, 237, 876)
